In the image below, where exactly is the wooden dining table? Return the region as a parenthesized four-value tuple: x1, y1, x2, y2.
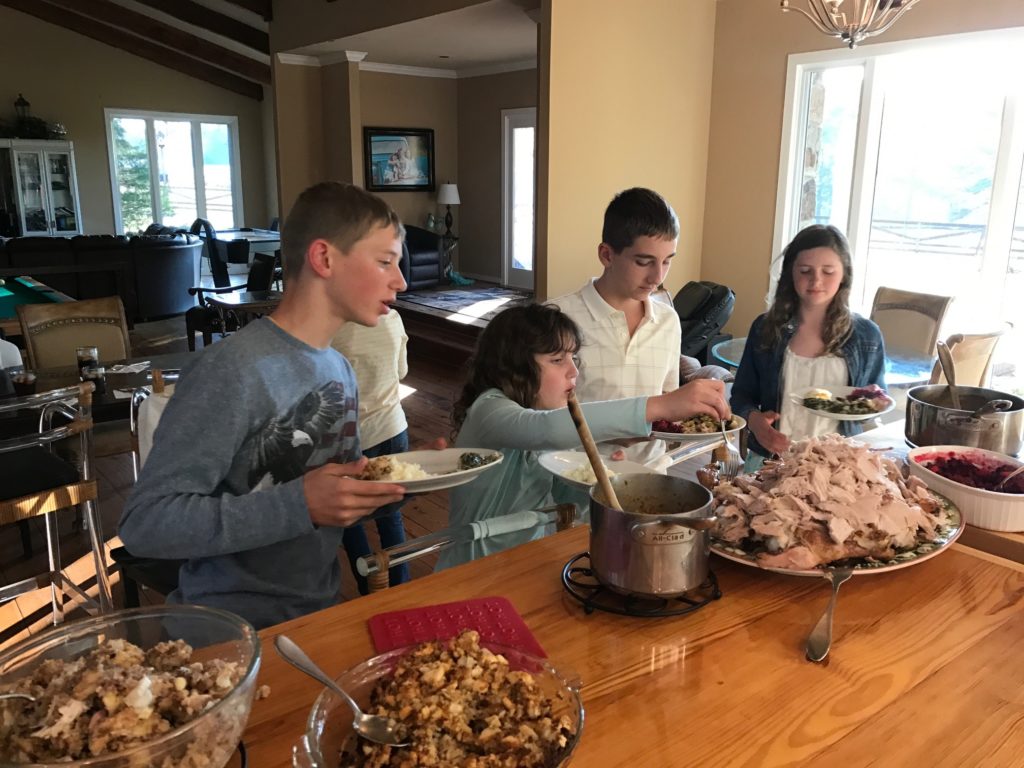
(245, 524, 1024, 767)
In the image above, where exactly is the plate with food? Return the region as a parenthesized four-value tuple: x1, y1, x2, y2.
(789, 384, 895, 421)
(709, 434, 963, 577)
(650, 414, 747, 441)
(358, 448, 503, 492)
(538, 449, 656, 490)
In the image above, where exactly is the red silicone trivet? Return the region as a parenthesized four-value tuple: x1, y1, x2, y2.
(368, 596, 547, 657)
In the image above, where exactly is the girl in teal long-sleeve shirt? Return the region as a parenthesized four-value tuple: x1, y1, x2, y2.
(436, 303, 729, 570)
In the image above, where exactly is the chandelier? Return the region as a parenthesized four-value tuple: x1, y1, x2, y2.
(780, 0, 922, 49)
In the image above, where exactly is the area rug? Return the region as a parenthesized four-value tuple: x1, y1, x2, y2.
(399, 287, 532, 322)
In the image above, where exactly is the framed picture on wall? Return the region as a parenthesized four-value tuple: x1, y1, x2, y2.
(363, 127, 435, 192)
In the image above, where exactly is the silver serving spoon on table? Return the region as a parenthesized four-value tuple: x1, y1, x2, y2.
(274, 635, 408, 747)
(805, 568, 854, 663)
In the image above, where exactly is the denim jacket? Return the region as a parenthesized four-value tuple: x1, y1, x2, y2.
(730, 313, 887, 456)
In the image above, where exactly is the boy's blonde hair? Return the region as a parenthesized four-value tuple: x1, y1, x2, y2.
(280, 182, 404, 281)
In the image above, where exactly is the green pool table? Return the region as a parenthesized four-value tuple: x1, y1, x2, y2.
(0, 276, 75, 338)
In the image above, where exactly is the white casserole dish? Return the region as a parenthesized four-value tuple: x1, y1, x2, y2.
(907, 445, 1024, 532)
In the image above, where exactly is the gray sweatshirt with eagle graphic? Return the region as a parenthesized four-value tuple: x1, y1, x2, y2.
(120, 318, 362, 629)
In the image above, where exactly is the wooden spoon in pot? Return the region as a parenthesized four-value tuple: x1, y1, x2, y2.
(566, 391, 622, 510)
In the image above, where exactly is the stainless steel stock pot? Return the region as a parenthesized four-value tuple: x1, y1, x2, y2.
(906, 385, 1024, 456)
(589, 474, 715, 597)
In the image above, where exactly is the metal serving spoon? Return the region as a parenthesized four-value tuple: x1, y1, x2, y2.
(805, 568, 854, 663)
(935, 340, 962, 411)
(995, 465, 1024, 492)
(274, 635, 408, 748)
(0, 693, 35, 702)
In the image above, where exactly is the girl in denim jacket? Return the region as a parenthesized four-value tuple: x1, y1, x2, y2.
(731, 225, 886, 464)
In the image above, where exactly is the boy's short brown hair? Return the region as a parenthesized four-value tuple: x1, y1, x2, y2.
(601, 187, 679, 253)
(280, 182, 405, 281)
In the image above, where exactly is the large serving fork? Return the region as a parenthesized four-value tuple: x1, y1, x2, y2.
(718, 419, 743, 479)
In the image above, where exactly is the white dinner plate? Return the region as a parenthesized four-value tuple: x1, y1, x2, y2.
(538, 450, 657, 491)
(650, 414, 746, 442)
(788, 385, 896, 422)
(361, 448, 504, 493)
(710, 493, 962, 577)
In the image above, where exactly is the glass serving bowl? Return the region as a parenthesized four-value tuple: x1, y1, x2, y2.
(293, 642, 583, 768)
(0, 605, 261, 768)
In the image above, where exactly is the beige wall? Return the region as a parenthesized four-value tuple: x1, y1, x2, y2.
(321, 61, 362, 186)
(273, 61, 324, 219)
(538, 0, 717, 301)
(703, 0, 1024, 336)
(359, 71, 458, 231)
(0, 6, 267, 235)
(456, 68, 537, 280)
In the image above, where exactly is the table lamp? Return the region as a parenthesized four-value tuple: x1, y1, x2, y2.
(437, 183, 460, 238)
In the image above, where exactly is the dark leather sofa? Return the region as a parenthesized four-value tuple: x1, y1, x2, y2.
(400, 225, 443, 291)
(0, 234, 202, 322)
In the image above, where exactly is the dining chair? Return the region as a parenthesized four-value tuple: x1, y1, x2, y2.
(16, 295, 131, 370)
(129, 368, 180, 481)
(362, 506, 579, 593)
(0, 337, 23, 369)
(928, 327, 1009, 387)
(0, 382, 112, 625)
(184, 252, 276, 351)
(190, 218, 250, 288)
(869, 286, 954, 359)
(112, 368, 184, 608)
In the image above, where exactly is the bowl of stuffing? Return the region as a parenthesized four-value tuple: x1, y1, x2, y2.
(293, 630, 583, 768)
(0, 605, 261, 767)
(908, 445, 1024, 532)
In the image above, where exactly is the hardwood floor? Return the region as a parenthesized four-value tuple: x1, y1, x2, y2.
(0, 315, 465, 645)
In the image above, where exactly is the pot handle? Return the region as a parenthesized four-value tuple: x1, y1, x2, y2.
(971, 399, 1014, 418)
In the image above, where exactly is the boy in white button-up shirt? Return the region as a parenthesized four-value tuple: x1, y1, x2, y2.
(554, 188, 685, 465)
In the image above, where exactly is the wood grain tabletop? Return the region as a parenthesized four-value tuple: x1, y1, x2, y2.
(245, 526, 1024, 768)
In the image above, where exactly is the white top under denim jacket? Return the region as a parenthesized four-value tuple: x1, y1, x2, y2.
(731, 313, 887, 457)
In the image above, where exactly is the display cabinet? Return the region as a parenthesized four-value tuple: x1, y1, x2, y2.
(0, 139, 82, 237)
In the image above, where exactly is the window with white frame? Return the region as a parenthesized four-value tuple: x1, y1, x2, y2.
(774, 28, 1024, 391)
(105, 109, 243, 234)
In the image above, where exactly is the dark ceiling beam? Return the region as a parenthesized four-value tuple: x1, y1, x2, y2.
(45, 0, 270, 84)
(223, 0, 271, 21)
(132, 0, 269, 55)
(0, 0, 263, 100)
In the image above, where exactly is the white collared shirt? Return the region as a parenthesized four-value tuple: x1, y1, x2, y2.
(553, 279, 681, 402)
(552, 280, 681, 467)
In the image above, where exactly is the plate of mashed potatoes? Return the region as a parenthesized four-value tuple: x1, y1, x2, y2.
(357, 448, 504, 492)
(538, 450, 657, 490)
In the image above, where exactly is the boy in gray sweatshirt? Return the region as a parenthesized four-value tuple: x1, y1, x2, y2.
(119, 183, 409, 629)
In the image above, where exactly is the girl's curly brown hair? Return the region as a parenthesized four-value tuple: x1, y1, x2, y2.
(760, 224, 854, 355)
(451, 303, 581, 439)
